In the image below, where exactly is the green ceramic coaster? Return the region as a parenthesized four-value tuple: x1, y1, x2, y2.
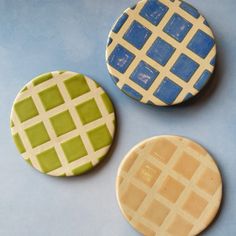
(10, 71, 116, 176)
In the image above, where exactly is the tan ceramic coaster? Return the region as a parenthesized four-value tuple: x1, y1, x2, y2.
(106, 0, 216, 106)
(116, 136, 222, 235)
(10, 71, 116, 176)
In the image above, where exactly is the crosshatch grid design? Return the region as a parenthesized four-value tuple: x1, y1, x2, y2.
(10, 71, 116, 176)
(106, 0, 216, 106)
(116, 136, 222, 236)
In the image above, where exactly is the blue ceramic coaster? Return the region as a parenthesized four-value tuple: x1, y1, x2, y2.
(106, 0, 216, 106)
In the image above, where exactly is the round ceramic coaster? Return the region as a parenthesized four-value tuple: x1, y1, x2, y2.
(106, 0, 216, 106)
(10, 71, 116, 176)
(116, 136, 222, 236)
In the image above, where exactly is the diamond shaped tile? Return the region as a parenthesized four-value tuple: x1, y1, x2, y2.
(139, 0, 168, 26)
(173, 152, 200, 179)
(147, 37, 175, 66)
(38, 85, 64, 111)
(197, 168, 221, 195)
(76, 99, 102, 125)
(61, 135, 87, 163)
(14, 97, 39, 122)
(108, 44, 135, 73)
(158, 176, 184, 203)
(143, 199, 170, 225)
(167, 215, 193, 235)
(121, 184, 146, 211)
(136, 160, 161, 187)
(36, 148, 62, 173)
(25, 122, 50, 148)
(64, 74, 90, 99)
(149, 137, 177, 163)
(123, 20, 152, 49)
(164, 13, 192, 42)
(183, 191, 208, 218)
(130, 61, 159, 89)
(171, 54, 199, 82)
(50, 110, 76, 137)
(154, 77, 182, 104)
(188, 30, 215, 58)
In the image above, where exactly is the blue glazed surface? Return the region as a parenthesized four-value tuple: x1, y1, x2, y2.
(184, 92, 193, 101)
(130, 60, 159, 90)
(108, 44, 135, 73)
(210, 56, 216, 66)
(107, 0, 216, 105)
(171, 54, 199, 82)
(147, 37, 176, 66)
(112, 13, 128, 33)
(194, 70, 211, 91)
(107, 37, 113, 46)
(180, 1, 200, 18)
(188, 30, 215, 58)
(122, 84, 143, 100)
(164, 13, 193, 42)
(123, 20, 152, 49)
(139, 0, 169, 26)
(153, 77, 182, 104)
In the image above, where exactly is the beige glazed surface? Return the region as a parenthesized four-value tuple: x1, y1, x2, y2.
(116, 136, 222, 236)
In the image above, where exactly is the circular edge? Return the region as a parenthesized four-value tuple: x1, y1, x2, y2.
(105, 0, 217, 106)
(10, 70, 117, 177)
(115, 135, 222, 235)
